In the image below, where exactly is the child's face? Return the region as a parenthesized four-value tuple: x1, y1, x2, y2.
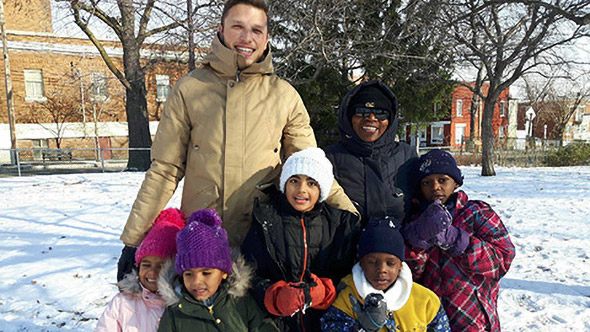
(138, 255, 165, 293)
(420, 174, 460, 204)
(285, 174, 320, 212)
(182, 267, 228, 301)
(360, 252, 402, 291)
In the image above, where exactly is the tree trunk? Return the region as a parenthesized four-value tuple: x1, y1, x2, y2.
(123, 44, 152, 171)
(481, 98, 497, 176)
(187, 0, 195, 72)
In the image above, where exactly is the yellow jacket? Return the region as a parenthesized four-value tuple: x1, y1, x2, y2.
(121, 35, 355, 247)
(332, 268, 441, 332)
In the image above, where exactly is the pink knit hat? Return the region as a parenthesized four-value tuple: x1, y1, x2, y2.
(175, 209, 232, 275)
(135, 208, 186, 266)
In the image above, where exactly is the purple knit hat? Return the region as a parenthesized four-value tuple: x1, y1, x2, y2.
(135, 208, 186, 266)
(175, 209, 232, 275)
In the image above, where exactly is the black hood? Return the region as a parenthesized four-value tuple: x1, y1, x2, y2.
(337, 80, 399, 156)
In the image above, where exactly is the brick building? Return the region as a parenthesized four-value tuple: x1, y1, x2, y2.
(405, 82, 510, 151)
(0, 0, 190, 163)
(514, 100, 590, 148)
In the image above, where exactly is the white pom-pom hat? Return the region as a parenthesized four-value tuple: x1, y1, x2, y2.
(279, 147, 334, 203)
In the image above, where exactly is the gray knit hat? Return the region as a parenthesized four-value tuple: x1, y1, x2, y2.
(279, 147, 334, 203)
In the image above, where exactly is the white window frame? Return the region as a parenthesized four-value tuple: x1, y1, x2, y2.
(24, 69, 46, 102)
(431, 124, 444, 144)
(574, 106, 584, 122)
(156, 74, 170, 103)
(500, 101, 506, 117)
(456, 99, 463, 117)
(90, 71, 108, 101)
(498, 125, 504, 138)
(455, 123, 466, 145)
(32, 139, 49, 160)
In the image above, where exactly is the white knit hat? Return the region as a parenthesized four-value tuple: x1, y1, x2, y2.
(280, 147, 334, 203)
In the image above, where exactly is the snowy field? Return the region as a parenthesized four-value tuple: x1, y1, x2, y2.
(0, 166, 589, 331)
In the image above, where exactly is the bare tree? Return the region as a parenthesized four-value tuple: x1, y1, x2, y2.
(57, 0, 220, 170)
(20, 75, 83, 149)
(442, 0, 590, 176)
(524, 75, 590, 146)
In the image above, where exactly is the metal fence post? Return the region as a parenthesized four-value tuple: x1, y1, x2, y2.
(100, 148, 105, 173)
(16, 148, 21, 177)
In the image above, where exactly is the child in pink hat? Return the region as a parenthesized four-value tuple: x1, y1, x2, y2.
(96, 208, 186, 332)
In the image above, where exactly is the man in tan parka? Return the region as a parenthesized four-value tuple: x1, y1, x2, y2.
(117, 0, 357, 280)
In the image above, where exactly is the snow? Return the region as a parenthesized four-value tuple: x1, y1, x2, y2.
(1, 166, 589, 331)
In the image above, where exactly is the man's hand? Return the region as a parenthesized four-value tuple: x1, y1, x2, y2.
(349, 293, 388, 332)
(117, 245, 137, 282)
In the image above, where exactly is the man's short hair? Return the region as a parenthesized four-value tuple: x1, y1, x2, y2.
(221, 0, 269, 26)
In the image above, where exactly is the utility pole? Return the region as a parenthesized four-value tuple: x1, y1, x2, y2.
(78, 68, 86, 123)
(0, 0, 17, 165)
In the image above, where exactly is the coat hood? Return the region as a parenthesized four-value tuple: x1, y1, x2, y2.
(158, 249, 254, 306)
(201, 33, 274, 80)
(337, 80, 400, 156)
(118, 258, 175, 300)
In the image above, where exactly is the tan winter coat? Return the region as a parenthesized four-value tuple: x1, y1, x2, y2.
(121, 35, 356, 247)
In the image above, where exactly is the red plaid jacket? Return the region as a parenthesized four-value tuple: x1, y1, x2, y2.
(405, 191, 515, 332)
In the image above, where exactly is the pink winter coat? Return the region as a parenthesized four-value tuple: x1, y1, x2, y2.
(95, 270, 166, 332)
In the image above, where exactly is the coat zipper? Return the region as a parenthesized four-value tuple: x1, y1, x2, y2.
(298, 216, 308, 282)
(299, 216, 308, 332)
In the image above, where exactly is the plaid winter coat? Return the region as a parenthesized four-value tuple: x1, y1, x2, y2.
(404, 191, 515, 332)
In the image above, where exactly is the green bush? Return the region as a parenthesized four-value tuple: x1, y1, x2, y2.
(544, 143, 590, 166)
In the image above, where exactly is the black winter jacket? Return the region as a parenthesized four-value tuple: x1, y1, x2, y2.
(325, 80, 417, 225)
(241, 191, 360, 332)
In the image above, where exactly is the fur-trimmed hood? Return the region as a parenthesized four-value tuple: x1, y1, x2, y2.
(158, 250, 254, 307)
(117, 258, 172, 304)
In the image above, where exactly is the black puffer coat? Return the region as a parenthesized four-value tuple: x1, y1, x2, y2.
(325, 80, 417, 225)
(241, 190, 360, 332)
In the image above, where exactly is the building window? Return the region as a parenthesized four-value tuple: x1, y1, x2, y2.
(500, 101, 506, 117)
(156, 75, 170, 102)
(90, 71, 108, 100)
(431, 124, 444, 144)
(456, 99, 463, 117)
(499, 125, 504, 138)
(574, 106, 584, 123)
(419, 129, 427, 141)
(455, 124, 466, 145)
(24, 69, 45, 102)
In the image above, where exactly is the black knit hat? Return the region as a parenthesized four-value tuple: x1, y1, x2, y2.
(416, 149, 463, 186)
(358, 219, 405, 261)
(347, 85, 393, 122)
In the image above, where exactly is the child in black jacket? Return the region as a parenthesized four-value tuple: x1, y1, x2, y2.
(242, 147, 361, 332)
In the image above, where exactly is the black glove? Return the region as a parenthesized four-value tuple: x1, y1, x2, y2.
(117, 245, 137, 282)
(349, 293, 388, 332)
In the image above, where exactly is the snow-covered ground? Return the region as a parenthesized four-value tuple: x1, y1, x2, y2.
(1, 166, 589, 331)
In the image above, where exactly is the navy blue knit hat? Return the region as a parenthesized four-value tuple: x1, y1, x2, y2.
(358, 219, 405, 261)
(347, 85, 393, 122)
(416, 149, 463, 186)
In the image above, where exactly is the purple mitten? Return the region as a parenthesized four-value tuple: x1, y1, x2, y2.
(435, 226, 469, 256)
(416, 200, 453, 238)
(401, 223, 435, 250)
(402, 200, 452, 250)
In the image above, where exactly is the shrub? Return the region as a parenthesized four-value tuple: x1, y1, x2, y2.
(544, 143, 590, 166)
